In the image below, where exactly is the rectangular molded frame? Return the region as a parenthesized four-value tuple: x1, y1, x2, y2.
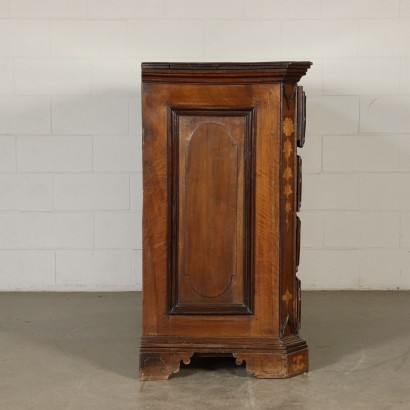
(167, 107, 256, 315)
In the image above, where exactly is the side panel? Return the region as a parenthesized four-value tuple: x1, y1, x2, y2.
(142, 83, 281, 337)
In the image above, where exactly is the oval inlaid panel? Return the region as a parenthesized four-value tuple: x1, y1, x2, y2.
(184, 123, 238, 298)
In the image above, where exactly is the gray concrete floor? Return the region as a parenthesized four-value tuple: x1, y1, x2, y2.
(0, 292, 409, 410)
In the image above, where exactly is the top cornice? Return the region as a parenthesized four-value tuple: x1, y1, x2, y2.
(141, 61, 312, 84)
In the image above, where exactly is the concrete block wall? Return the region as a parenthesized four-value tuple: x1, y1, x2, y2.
(0, 0, 409, 290)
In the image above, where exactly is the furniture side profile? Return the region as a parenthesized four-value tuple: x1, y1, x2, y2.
(139, 61, 312, 380)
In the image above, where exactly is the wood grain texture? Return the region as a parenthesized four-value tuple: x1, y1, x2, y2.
(140, 61, 311, 380)
(185, 122, 238, 298)
(141, 83, 170, 336)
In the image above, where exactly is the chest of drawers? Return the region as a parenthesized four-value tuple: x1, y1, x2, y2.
(139, 62, 311, 380)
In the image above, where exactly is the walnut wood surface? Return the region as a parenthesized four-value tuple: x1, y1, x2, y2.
(139, 61, 311, 380)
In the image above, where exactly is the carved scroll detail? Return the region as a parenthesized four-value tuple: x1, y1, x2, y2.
(234, 353, 286, 379)
(234, 352, 307, 378)
(139, 352, 192, 381)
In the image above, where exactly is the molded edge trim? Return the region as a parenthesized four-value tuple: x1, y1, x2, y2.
(141, 61, 312, 84)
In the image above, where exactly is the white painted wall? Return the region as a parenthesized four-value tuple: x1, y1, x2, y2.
(0, 0, 409, 291)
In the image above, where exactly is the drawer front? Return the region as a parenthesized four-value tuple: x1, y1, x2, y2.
(296, 215, 301, 270)
(296, 86, 306, 148)
(295, 277, 301, 331)
(297, 155, 302, 212)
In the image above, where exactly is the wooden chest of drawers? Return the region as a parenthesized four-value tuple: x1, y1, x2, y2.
(139, 62, 311, 380)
